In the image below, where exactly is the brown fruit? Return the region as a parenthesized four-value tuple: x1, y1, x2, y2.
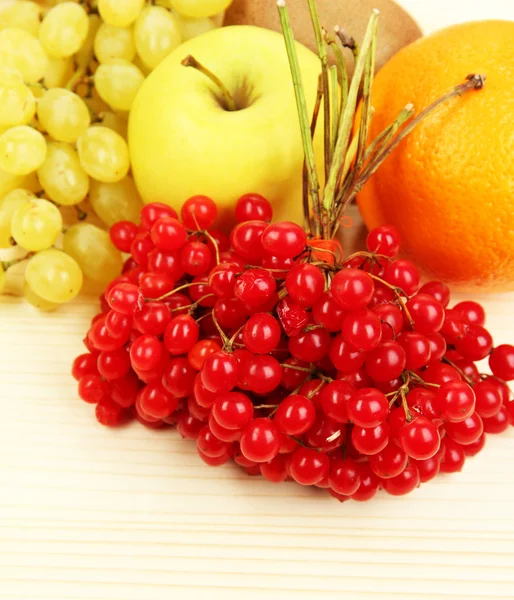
(224, 0, 422, 74)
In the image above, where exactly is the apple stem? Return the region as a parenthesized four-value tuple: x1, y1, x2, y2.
(307, 0, 332, 180)
(277, 0, 321, 233)
(181, 55, 237, 112)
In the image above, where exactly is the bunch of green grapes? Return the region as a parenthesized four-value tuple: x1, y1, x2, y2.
(0, 0, 230, 310)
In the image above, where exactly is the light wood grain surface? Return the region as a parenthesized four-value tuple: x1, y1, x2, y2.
(1, 204, 514, 600)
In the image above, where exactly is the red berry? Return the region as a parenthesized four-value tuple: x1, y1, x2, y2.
(260, 454, 288, 483)
(372, 303, 404, 341)
(426, 333, 447, 363)
(474, 379, 504, 418)
(235, 193, 272, 223)
(72, 353, 98, 380)
(273, 394, 316, 435)
(351, 463, 380, 501)
(439, 438, 465, 473)
(240, 418, 281, 462)
(110, 221, 138, 252)
(234, 268, 276, 308)
(107, 283, 144, 315)
(208, 263, 239, 298)
(139, 382, 178, 419)
(366, 224, 401, 257)
(331, 269, 374, 311)
(489, 344, 514, 381)
(423, 362, 461, 385)
(208, 413, 242, 442)
(239, 354, 282, 395)
(399, 416, 441, 459)
(129, 334, 164, 371)
(212, 392, 254, 430)
(365, 341, 406, 382)
(261, 221, 306, 259)
(162, 357, 196, 398)
(482, 406, 510, 434)
(398, 331, 432, 370)
(110, 372, 139, 408)
(95, 400, 124, 426)
(369, 443, 408, 479)
(454, 325, 493, 361)
(329, 458, 361, 496)
(285, 263, 325, 308)
(130, 232, 154, 268)
(280, 357, 311, 391)
(276, 296, 309, 337)
(383, 463, 420, 496)
(197, 448, 232, 466)
(436, 380, 475, 422)
(413, 454, 442, 482)
(419, 281, 450, 308)
(347, 387, 388, 428)
(305, 415, 345, 452)
(242, 313, 281, 354)
(197, 426, 232, 458)
(140, 202, 178, 230)
(89, 318, 127, 351)
(139, 272, 175, 299)
(288, 327, 331, 363)
(201, 351, 239, 393)
(406, 293, 445, 334)
(319, 380, 354, 423)
(97, 348, 131, 380)
(453, 301, 486, 326)
(384, 259, 420, 296)
(230, 220, 267, 262)
(179, 241, 211, 276)
(261, 253, 294, 280)
(164, 314, 199, 355)
(177, 409, 204, 439)
(181, 195, 217, 230)
(312, 291, 346, 332)
(290, 447, 330, 486)
(147, 248, 184, 280)
(463, 434, 486, 457)
(351, 422, 390, 455)
(329, 335, 367, 373)
(445, 412, 484, 445)
(342, 308, 382, 352)
(78, 374, 109, 404)
(150, 217, 187, 251)
(133, 302, 171, 336)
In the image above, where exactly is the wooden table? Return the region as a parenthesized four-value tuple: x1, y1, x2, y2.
(1, 204, 513, 600)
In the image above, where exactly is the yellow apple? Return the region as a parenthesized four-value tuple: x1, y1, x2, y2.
(129, 25, 324, 227)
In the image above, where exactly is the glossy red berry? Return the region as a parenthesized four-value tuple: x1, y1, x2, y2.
(242, 313, 281, 354)
(235, 193, 272, 223)
(230, 220, 267, 262)
(261, 221, 306, 258)
(139, 382, 178, 419)
(260, 454, 288, 483)
(276, 296, 309, 337)
(351, 422, 390, 455)
(453, 301, 486, 326)
(97, 348, 131, 380)
(482, 406, 510, 434)
(398, 331, 432, 370)
(384, 259, 420, 297)
(347, 388, 388, 428)
(164, 314, 199, 355)
(197, 426, 232, 458)
(436, 380, 475, 422)
(133, 302, 171, 336)
(365, 225, 401, 257)
(419, 280, 450, 308)
(239, 354, 282, 395)
(234, 268, 276, 308)
(78, 374, 109, 404)
(162, 357, 196, 398)
(72, 353, 98, 381)
(285, 263, 325, 308)
(331, 268, 374, 311)
(365, 341, 406, 382)
(181, 195, 217, 230)
(150, 217, 187, 251)
(273, 394, 316, 435)
(201, 351, 239, 394)
(413, 454, 441, 482)
(110, 221, 138, 252)
(312, 292, 346, 332)
(445, 412, 484, 445)
(372, 303, 404, 341)
(474, 379, 504, 418)
(288, 327, 331, 363)
(406, 293, 445, 334)
(319, 380, 354, 423)
(342, 308, 382, 352)
(141, 202, 177, 230)
(489, 344, 514, 381)
(399, 416, 441, 459)
(329, 335, 367, 373)
(329, 458, 361, 496)
(351, 463, 380, 502)
(211, 392, 254, 430)
(439, 438, 466, 473)
(290, 447, 330, 486)
(369, 444, 408, 479)
(383, 463, 420, 496)
(240, 418, 281, 463)
(463, 434, 486, 457)
(147, 248, 184, 280)
(107, 283, 144, 315)
(177, 410, 204, 440)
(95, 400, 124, 426)
(454, 325, 493, 361)
(179, 241, 211, 276)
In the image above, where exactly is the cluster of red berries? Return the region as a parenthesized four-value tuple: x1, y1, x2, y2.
(72, 193, 514, 501)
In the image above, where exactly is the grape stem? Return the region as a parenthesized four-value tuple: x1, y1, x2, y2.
(181, 55, 237, 112)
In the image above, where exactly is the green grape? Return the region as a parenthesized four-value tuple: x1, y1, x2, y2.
(63, 222, 122, 284)
(134, 6, 182, 71)
(0, 261, 5, 295)
(39, 2, 89, 58)
(94, 60, 144, 111)
(175, 13, 216, 41)
(37, 142, 89, 206)
(77, 126, 129, 183)
(37, 88, 90, 144)
(94, 22, 136, 63)
(0, 188, 35, 248)
(172, 0, 231, 19)
(44, 55, 74, 89)
(10, 197, 63, 251)
(23, 280, 59, 311)
(89, 176, 143, 227)
(0, 28, 48, 84)
(25, 248, 83, 303)
(76, 13, 102, 71)
(96, 111, 128, 139)
(0, 126, 47, 176)
(98, 0, 145, 28)
(0, 1, 42, 37)
(0, 69, 36, 128)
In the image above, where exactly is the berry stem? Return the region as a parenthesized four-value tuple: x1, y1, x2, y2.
(181, 55, 237, 112)
(442, 356, 475, 386)
(277, 0, 321, 232)
(153, 280, 204, 302)
(367, 272, 415, 328)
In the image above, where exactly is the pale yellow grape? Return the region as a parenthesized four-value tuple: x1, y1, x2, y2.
(76, 13, 101, 70)
(94, 22, 136, 63)
(77, 126, 129, 183)
(44, 55, 74, 89)
(25, 248, 82, 303)
(175, 13, 216, 41)
(0, 76, 36, 128)
(173, 0, 231, 19)
(23, 280, 59, 311)
(37, 142, 89, 206)
(98, 0, 144, 28)
(94, 60, 144, 111)
(0, 262, 5, 295)
(37, 88, 90, 144)
(63, 223, 122, 284)
(0, 188, 34, 248)
(0, 126, 47, 176)
(10, 197, 62, 251)
(134, 6, 182, 71)
(0, 168, 39, 199)
(96, 111, 128, 139)
(89, 176, 143, 227)
(39, 2, 89, 58)
(0, 29, 48, 84)
(0, 2, 42, 37)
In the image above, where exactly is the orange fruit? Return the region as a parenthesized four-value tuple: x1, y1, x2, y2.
(357, 20, 514, 290)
